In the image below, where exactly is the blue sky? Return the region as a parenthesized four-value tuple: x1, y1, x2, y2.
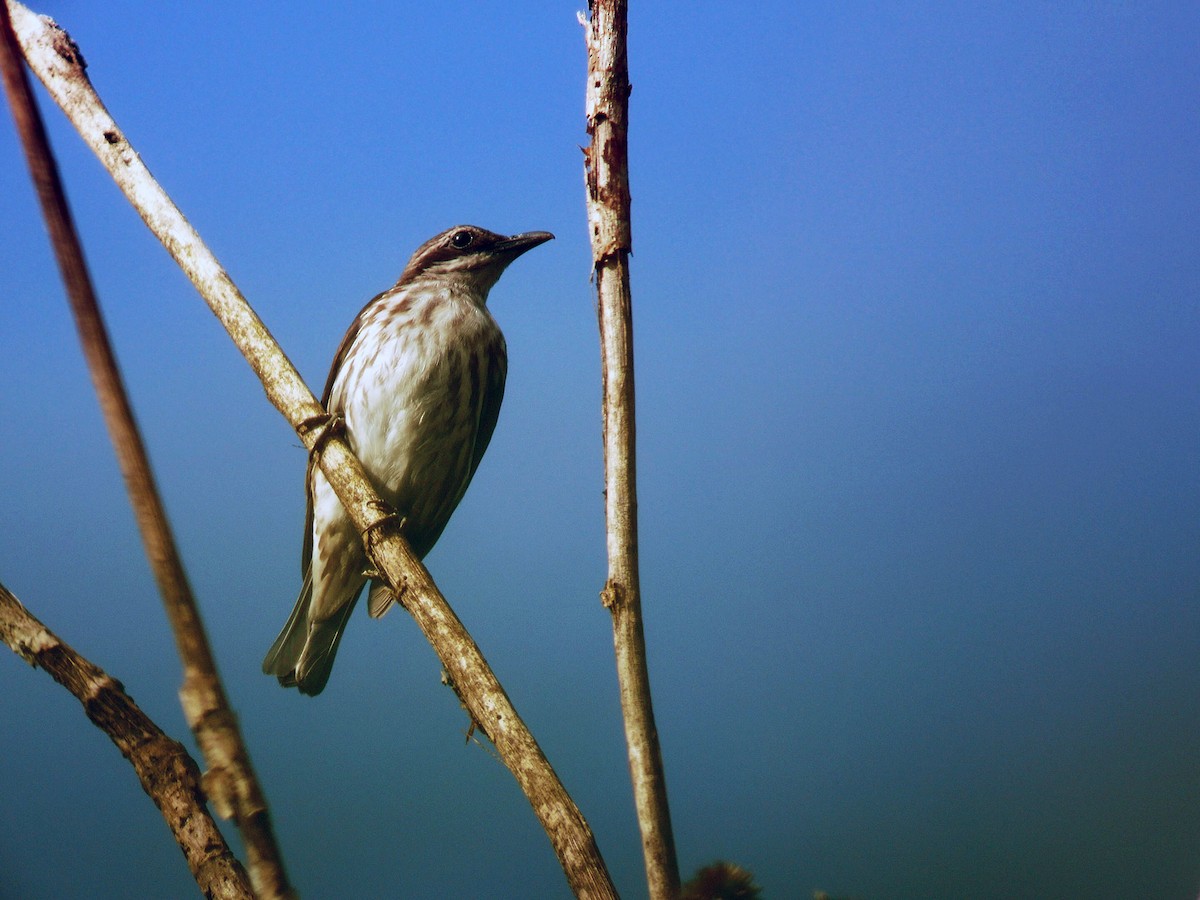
(2, 2, 1198, 898)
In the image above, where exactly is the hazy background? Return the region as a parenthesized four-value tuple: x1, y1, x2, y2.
(2, 3, 1198, 898)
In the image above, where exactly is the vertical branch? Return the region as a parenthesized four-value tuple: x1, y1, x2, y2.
(582, 2, 681, 898)
(0, 582, 254, 900)
(0, 5, 292, 898)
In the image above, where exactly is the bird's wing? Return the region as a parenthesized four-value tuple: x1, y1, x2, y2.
(321, 289, 391, 407)
(301, 456, 316, 576)
(468, 331, 508, 481)
(300, 288, 391, 575)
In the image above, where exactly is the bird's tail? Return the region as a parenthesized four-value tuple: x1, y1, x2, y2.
(262, 568, 356, 696)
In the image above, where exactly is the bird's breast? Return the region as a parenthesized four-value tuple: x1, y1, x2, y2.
(326, 289, 504, 544)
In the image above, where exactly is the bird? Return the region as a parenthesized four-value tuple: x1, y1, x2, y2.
(263, 225, 554, 695)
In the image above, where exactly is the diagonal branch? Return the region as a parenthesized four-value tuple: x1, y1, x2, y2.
(5, 3, 617, 896)
(582, 2, 681, 898)
(0, 5, 292, 898)
(0, 580, 254, 900)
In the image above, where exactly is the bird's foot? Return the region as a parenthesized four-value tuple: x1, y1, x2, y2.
(361, 508, 405, 549)
(298, 410, 346, 459)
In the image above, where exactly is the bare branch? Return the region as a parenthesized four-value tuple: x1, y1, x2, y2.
(0, 5, 292, 897)
(5, 3, 617, 895)
(582, 2, 681, 897)
(0, 581, 254, 900)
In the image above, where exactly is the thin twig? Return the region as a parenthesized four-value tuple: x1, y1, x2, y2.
(0, 580, 254, 900)
(0, 5, 293, 898)
(581, 1, 681, 897)
(5, 4, 617, 896)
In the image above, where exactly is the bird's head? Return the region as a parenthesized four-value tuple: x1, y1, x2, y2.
(396, 225, 555, 295)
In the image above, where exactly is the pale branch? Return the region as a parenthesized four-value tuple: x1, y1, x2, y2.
(0, 5, 292, 896)
(6, 3, 617, 896)
(0, 581, 254, 900)
(582, 2, 681, 898)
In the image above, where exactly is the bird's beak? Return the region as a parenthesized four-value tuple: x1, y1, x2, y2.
(494, 231, 555, 258)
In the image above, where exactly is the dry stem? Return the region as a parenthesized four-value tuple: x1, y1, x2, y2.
(582, 1, 681, 897)
(0, 4, 292, 897)
(0, 581, 254, 900)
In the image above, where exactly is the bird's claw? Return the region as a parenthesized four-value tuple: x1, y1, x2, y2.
(362, 510, 405, 542)
(298, 410, 346, 458)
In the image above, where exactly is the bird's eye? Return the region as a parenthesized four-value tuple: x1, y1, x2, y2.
(451, 230, 474, 249)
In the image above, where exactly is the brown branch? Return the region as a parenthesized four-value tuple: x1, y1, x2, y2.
(0, 5, 293, 897)
(0, 580, 254, 900)
(5, 3, 617, 896)
(582, 2, 681, 898)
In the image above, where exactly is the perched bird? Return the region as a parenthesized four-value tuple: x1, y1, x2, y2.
(264, 225, 554, 695)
